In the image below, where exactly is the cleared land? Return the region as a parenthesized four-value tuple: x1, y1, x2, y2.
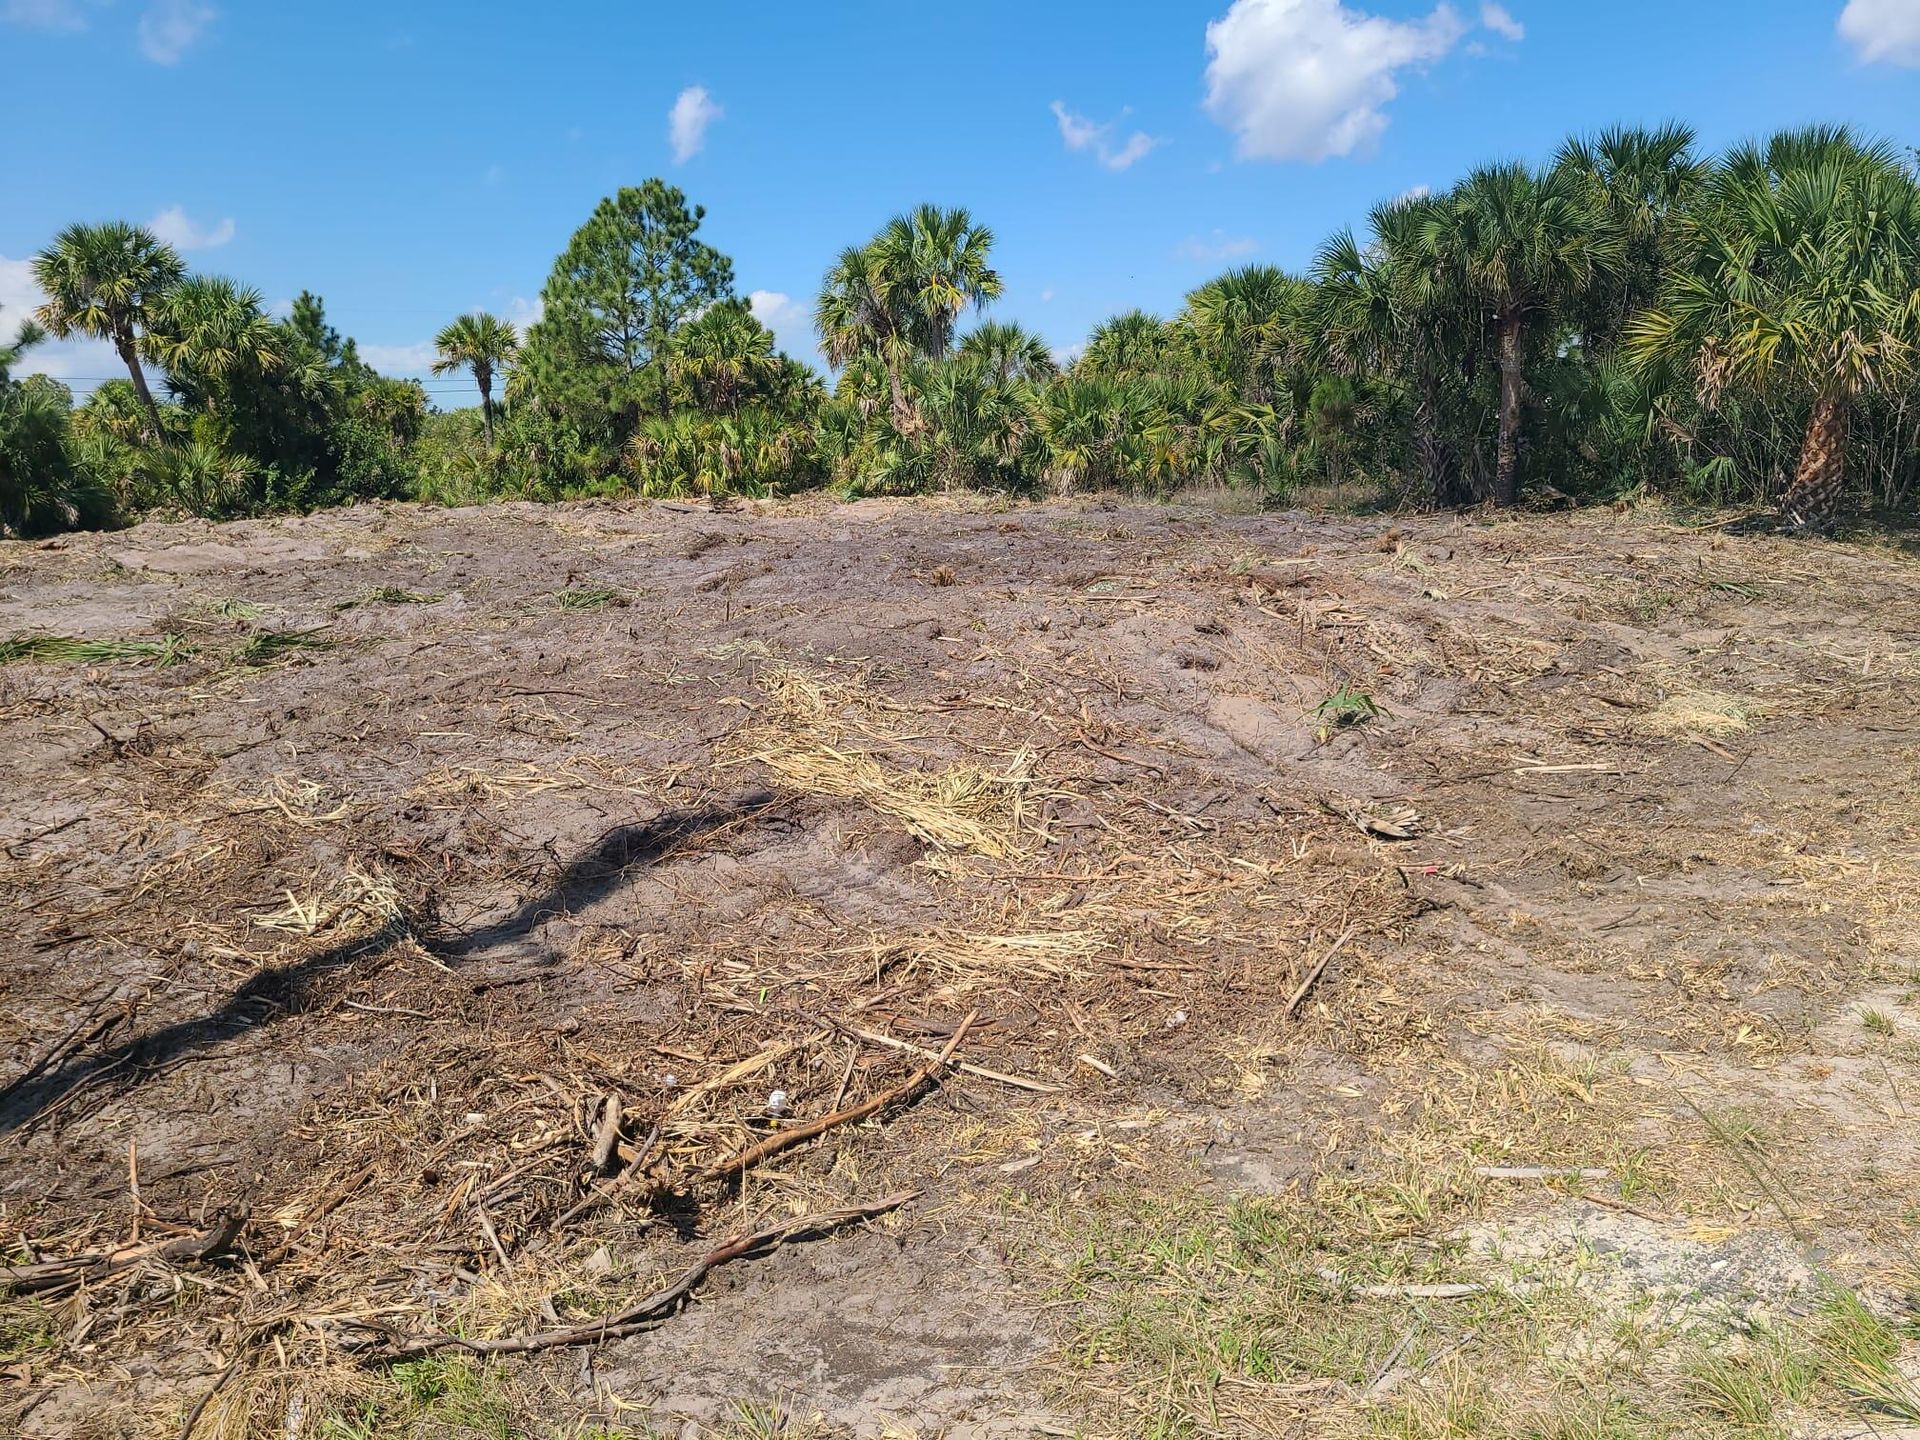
(2, 495, 1919, 1440)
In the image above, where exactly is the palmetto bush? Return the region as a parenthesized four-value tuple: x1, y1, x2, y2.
(628, 407, 822, 498)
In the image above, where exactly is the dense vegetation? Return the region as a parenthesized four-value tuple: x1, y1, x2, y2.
(4, 124, 1918, 538)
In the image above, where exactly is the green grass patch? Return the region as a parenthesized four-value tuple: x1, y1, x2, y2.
(341, 586, 445, 608)
(0, 632, 193, 666)
(0, 1300, 58, 1363)
(315, 1356, 521, 1440)
(1023, 1088, 1920, 1440)
(554, 586, 629, 611)
(234, 628, 339, 666)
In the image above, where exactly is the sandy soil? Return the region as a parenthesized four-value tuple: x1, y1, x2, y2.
(2, 494, 1918, 1438)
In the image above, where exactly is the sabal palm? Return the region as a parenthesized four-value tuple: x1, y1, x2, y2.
(1182, 265, 1306, 401)
(662, 299, 782, 416)
(957, 321, 1057, 385)
(1555, 123, 1706, 347)
(817, 243, 916, 431)
(868, 205, 1002, 360)
(1, 306, 45, 386)
(816, 205, 1002, 433)
(1422, 164, 1621, 504)
(1629, 127, 1920, 521)
(1314, 194, 1468, 505)
(32, 221, 183, 433)
(1080, 311, 1179, 379)
(144, 276, 282, 409)
(432, 312, 519, 446)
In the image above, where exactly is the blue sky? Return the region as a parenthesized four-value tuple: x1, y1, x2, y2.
(4, 0, 1917, 404)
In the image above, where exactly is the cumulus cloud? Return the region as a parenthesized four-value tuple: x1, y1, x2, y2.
(1394, 182, 1432, 203)
(359, 340, 438, 377)
(137, 0, 214, 63)
(1050, 101, 1163, 171)
(1839, 0, 1920, 65)
(3, 0, 92, 30)
(1479, 2, 1523, 40)
(1176, 231, 1260, 262)
(148, 205, 235, 251)
(504, 295, 542, 338)
(1203, 0, 1470, 163)
(749, 288, 814, 352)
(668, 85, 722, 163)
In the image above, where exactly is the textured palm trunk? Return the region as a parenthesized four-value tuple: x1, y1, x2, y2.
(114, 323, 162, 436)
(884, 347, 917, 436)
(1413, 370, 1459, 509)
(1493, 313, 1525, 506)
(1784, 392, 1849, 524)
(478, 371, 496, 449)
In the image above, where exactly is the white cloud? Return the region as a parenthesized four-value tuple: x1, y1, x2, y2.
(749, 288, 813, 353)
(1203, 0, 1470, 163)
(1050, 100, 1163, 171)
(668, 85, 722, 163)
(3, 0, 92, 29)
(1176, 230, 1260, 263)
(504, 295, 542, 338)
(1839, 0, 1920, 65)
(148, 205, 235, 251)
(137, 0, 214, 63)
(1479, 2, 1523, 41)
(1394, 182, 1432, 203)
(0, 254, 124, 385)
(359, 341, 438, 377)
(1040, 288, 1056, 303)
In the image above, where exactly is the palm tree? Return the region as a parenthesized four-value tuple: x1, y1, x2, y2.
(1079, 311, 1181, 379)
(660, 299, 781, 417)
(1182, 265, 1307, 402)
(32, 221, 183, 434)
(1420, 164, 1621, 504)
(816, 205, 1002, 433)
(143, 276, 283, 410)
(1630, 127, 1920, 523)
(1314, 194, 1471, 506)
(432, 312, 520, 445)
(1554, 123, 1706, 350)
(1, 306, 45, 386)
(868, 205, 1003, 360)
(956, 321, 1057, 385)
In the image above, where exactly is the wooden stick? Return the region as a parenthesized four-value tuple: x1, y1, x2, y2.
(588, 1093, 623, 1173)
(1283, 924, 1359, 1019)
(550, 1120, 663, 1230)
(354, 1190, 917, 1361)
(176, 1355, 243, 1440)
(826, 1020, 1060, 1094)
(2, 1208, 248, 1295)
(701, 1013, 976, 1184)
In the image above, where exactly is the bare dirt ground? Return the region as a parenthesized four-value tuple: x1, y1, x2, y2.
(2, 494, 1919, 1440)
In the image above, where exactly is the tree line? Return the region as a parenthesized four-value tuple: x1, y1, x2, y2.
(4, 123, 1918, 538)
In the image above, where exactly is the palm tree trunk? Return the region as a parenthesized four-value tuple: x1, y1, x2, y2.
(114, 323, 162, 436)
(1493, 312, 1525, 506)
(1414, 369, 1458, 509)
(479, 373, 496, 449)
(884, 345, 915, 435)
(1784, 392, 1848, 524)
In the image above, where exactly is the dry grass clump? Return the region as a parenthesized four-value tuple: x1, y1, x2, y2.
(1634, 689, 1753, 737)
(255, 865, 400, 937)
(843, 927, 1109, 987)
(722, 661, 1045, 858)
